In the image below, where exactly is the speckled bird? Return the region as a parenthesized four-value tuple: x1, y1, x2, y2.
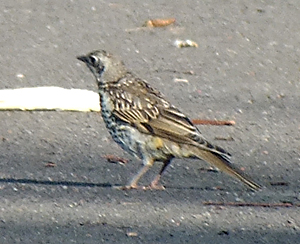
(77, 50, 260, 190)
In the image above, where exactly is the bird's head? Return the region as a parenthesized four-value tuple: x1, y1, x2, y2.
(77, 50, 127, 85)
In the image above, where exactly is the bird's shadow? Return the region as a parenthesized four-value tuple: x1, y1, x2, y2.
(0, 177, 229, 191)
(0, 177, 112, 188)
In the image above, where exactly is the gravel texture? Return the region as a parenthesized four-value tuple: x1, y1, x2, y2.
(0, 1, 300, 243)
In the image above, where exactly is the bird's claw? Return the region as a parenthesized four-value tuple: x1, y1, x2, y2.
(113, 185, 146, 190)
(146, 183, 166, 190)
(113, 183, 165, 190)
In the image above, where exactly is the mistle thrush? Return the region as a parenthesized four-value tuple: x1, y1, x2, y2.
(77, 50, 260, 190)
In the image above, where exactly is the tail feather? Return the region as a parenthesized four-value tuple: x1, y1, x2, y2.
(195, 149, 261, 190)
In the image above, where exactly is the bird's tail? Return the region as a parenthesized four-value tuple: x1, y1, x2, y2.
(193, 148, 261, 191)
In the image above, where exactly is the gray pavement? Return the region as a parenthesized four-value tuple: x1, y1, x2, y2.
(0, 1, 300, 243)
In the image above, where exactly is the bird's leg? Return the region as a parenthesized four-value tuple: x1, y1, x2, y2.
(148, 158, 172, 190)
(120, 158, 154, 190)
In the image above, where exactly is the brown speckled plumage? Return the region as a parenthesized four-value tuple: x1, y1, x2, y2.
(77, 50, 260, 190)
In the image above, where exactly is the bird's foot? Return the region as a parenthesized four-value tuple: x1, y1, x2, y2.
(145, 182, 165, 190)
(113, 184, 147, 190)
(113, 183, 165, 190)
(145, 177, 166, 190)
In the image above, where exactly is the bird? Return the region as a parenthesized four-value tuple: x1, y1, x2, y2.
(77, 50, 261, 191)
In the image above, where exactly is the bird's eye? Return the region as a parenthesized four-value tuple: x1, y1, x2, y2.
(90, 56, 99, 66)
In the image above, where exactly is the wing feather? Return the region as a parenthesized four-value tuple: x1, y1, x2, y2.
(108, 74, 230, 157)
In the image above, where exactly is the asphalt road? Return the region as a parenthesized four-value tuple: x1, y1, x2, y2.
(1, 1, 300, 243)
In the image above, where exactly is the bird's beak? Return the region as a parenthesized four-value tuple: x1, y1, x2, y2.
(77, 55, 88, 63)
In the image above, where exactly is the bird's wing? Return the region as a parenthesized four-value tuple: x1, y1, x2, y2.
(108, 75, 230, 157)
